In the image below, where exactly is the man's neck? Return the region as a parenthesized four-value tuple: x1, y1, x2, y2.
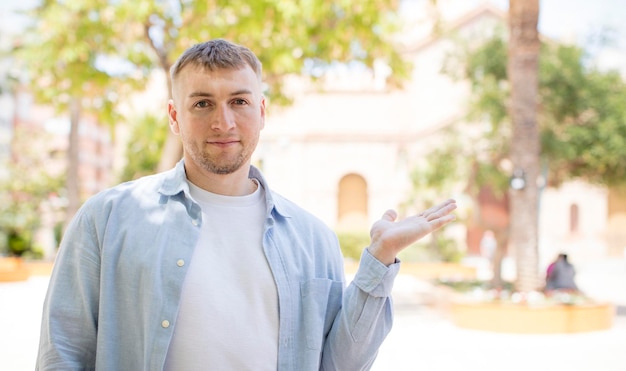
(185, 164, 254, 196)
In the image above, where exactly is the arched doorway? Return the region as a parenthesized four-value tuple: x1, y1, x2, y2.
(337, 173, 368, 231)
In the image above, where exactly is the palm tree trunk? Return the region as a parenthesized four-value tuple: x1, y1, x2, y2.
(508, 0, 541, 292)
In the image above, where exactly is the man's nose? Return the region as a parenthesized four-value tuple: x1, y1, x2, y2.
(211, 104, 235, 130)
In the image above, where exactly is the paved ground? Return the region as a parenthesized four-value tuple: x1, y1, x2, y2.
(371, 278, 626, 371)
(1, 258, 625, 371)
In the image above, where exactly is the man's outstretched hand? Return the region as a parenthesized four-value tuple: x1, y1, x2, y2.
(367, 199, 457, 266)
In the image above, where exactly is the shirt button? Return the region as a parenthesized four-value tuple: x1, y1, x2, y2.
(161, 320, 170, 328)
(191, 218, 199, 226)
(177, 259, 185, 267)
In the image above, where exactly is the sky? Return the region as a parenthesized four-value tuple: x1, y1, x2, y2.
(537, 0, 625, 43)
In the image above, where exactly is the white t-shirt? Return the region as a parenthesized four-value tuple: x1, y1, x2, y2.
(164, 179, 279, 370)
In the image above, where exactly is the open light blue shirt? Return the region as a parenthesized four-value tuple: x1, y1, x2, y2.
(37, 160, 400, 370)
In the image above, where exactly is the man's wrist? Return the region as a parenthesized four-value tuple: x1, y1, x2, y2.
(366, 245, 397, 267)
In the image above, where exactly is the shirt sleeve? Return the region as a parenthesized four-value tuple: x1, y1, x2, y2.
(320, 248, 400, 370)
(36, 204, 100, 370)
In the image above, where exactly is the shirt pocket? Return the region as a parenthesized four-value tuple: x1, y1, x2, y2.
(300, 278, 343, 350)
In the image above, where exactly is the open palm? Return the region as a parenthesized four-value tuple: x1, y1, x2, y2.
(368, 199, 457, 265)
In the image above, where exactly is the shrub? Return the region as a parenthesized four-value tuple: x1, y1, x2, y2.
(336, 231, 370, 260)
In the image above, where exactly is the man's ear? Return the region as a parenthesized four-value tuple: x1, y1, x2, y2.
(168, 100, 180, 134)
(259, 96, 266, 130)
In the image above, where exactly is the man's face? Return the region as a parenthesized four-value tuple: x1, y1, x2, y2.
(168, 64, 265, 176)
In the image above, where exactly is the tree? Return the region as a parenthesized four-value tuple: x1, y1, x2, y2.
(400, 147, 466, 263)
(119, 113, 167, 182)
(441, 6, 626, 291)
(110, 0, 411, 171)
(540, 46, 626, 186)
(507, 0, 541, 292)
(15, 0, 146, 228)
(0, 125, 64, 257)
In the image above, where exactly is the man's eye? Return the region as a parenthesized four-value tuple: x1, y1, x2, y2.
(233, 98, 247, 105)
(195, 101, 210, 108)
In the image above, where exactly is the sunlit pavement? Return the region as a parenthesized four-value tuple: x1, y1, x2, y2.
(1, 259, 625, 371)
(0, 276, 48, 371)
(371, 257, 626, 371)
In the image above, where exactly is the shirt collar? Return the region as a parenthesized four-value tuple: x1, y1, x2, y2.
(158, 159, 190, 197)
(158, 159, 291, 218)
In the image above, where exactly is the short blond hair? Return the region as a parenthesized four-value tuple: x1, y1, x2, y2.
(170, 39, 262, 86)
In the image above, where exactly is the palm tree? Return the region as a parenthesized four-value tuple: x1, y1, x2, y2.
(507, 0, 541, 292)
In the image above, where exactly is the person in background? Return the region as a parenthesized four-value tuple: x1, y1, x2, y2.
(545, 253, 579, 293)
(479, 229, 496, 263)
(36, 39, 457, 371)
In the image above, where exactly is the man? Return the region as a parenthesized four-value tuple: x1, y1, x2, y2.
(37, 39, 457, 370)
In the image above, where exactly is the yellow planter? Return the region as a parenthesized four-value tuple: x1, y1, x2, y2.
(0, 257, 31, 282)
(450, 301, 614, 333)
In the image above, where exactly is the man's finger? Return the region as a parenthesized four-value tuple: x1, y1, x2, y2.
(429, 214, 456, 229)
(381, 209, 398, 222)
(421, 199, 456, 216)
(426, 202, 457, 221)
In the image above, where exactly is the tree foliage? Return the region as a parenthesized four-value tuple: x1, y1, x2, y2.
(540, 46, 626, 186)
(14, 0, 150, 227)
(438, 20, 626, 291)
(0, 127, 64, 257)
(400, 143, 467, 263)
(444, 31, 626, 189)
(111, 0, 411, 101)
(16, 0, 412, 184)
(109, 0, 412, 170)
(119, 113, 168, 182)
(16, 0, 145, 126)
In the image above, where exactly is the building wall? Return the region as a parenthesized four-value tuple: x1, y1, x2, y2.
(605, 188, 626, 257)
(539, 182, 608, 267)
(76, 115, 114, 199)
